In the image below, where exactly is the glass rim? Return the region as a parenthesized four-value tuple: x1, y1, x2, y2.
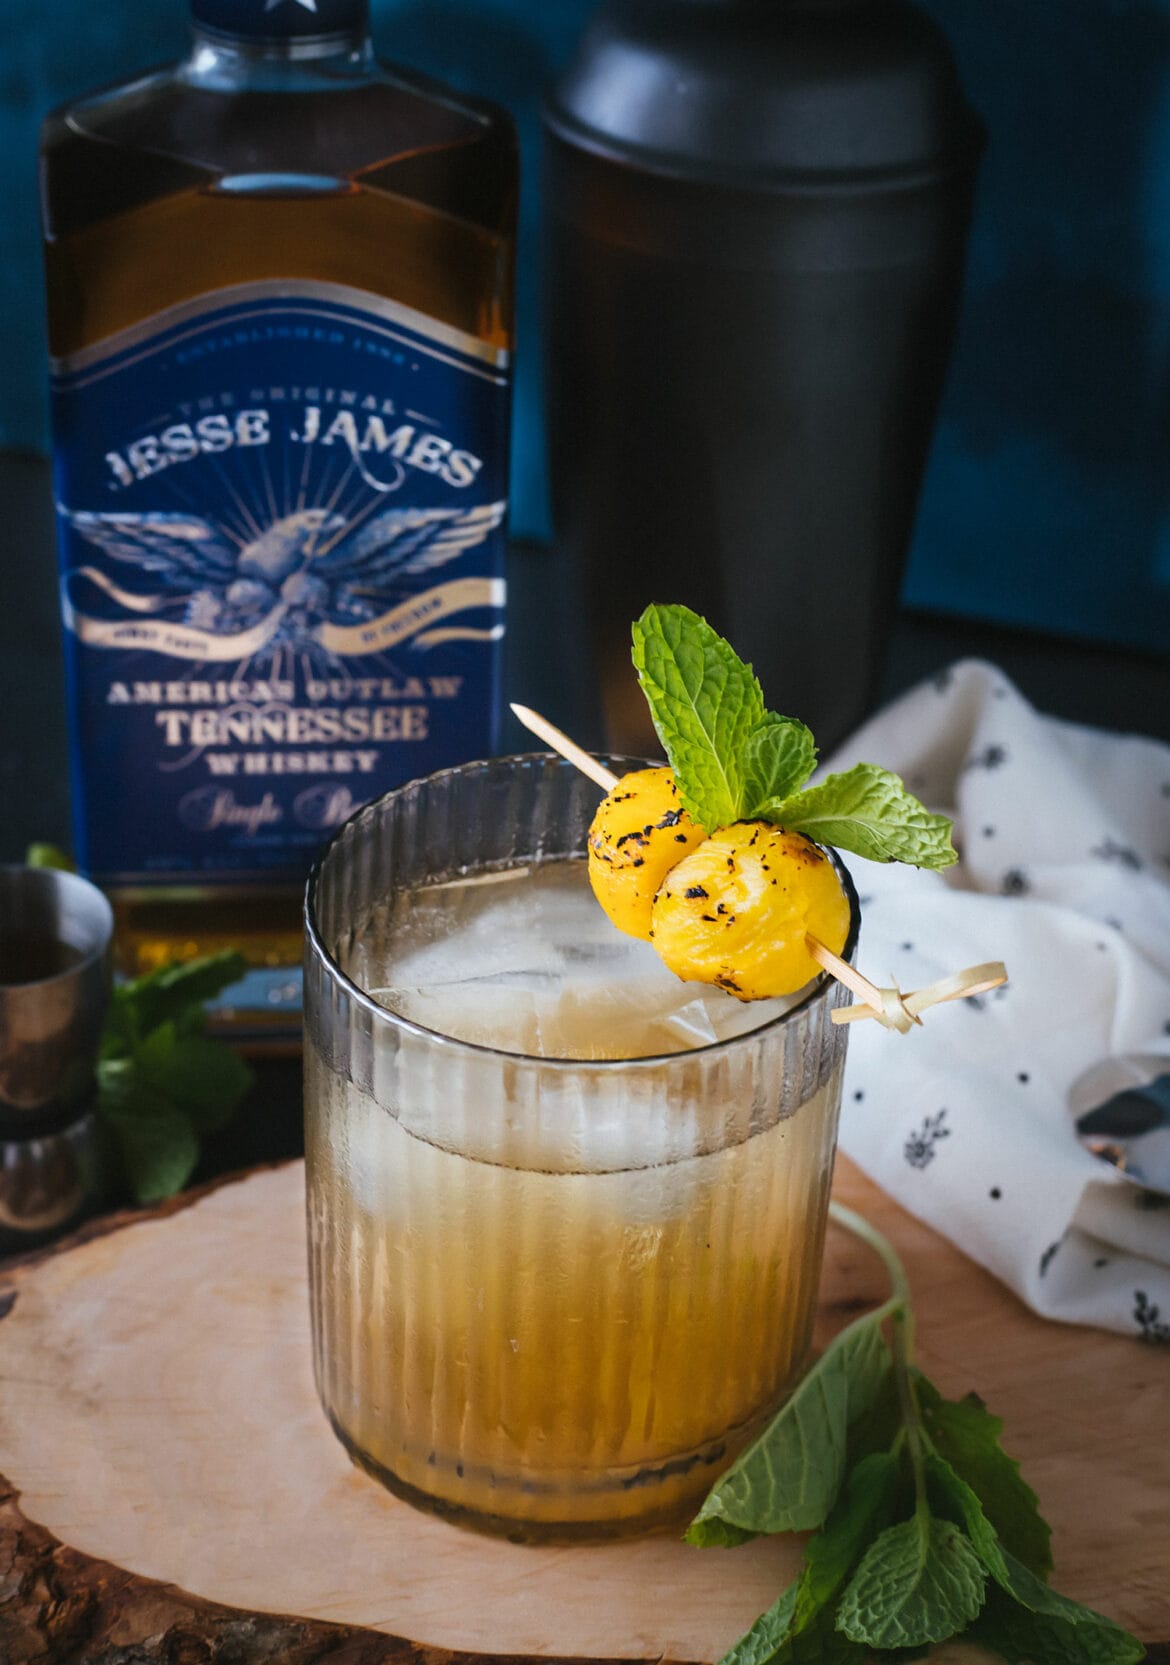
(304, 752, 862, 1074)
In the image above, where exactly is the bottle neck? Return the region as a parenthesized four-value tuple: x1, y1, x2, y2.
(190, 0, 370, 56)
(186, 0, 373, 87)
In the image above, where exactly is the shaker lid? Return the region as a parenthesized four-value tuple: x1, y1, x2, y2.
(545, 0, 982, 188)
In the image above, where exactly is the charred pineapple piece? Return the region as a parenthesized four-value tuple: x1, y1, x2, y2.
(651, 823, 851, 999)
(587, 767, 706, 940)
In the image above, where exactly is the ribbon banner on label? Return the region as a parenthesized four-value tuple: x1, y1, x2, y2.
(63, 587, 291, 661)
(64, 576, 505, 662)
(316, 577, 506, 656)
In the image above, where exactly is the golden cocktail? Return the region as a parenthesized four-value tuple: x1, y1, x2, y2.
(304, 758, 856, 1539)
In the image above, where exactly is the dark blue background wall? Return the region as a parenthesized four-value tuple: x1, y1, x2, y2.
(4, 0, 1169, 654)
(908, 0, 1170, 653)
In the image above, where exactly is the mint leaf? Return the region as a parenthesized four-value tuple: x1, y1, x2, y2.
(632, 603, 764, 832)
(993, 1542, 1146, 1649)
(136, 1023, 253, 1133)
(742, 716, 817, 817)
(99, 1069, 201, 1205)
(927, 1445, 1135, 1652)
(793, 1451, 901, 1632)
(97, 1056, 172, 1120)
(99, 1047, 216, 1203)
(688, 1303, 895, 1537)
(107, 949, 249, 1047)
(972, 1584, 1146, 1665)
(835, 1511, 986, 1648)
(994, 1548, 1134, 1627)
(926, 1450, 1028, 1599)
(840, 1359, 902, 1470)
(710, 1465, 895, 1665)
(774, 1612, 873, 1665)
(24, 842, 75, 871)
(110, 1110, 200, 1204)
(97, 950, 253, 1202)
(719, 1592, 874, 1665)
(718, 1585, 798, 1665)
(687, 1517, 758, 1548)
(771, 764, 956, 869)
(916, 1378, 1052, 1576)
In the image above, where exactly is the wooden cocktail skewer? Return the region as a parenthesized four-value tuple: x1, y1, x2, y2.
(510, 704, 618, 792)
(510, 703, 1006, 1031)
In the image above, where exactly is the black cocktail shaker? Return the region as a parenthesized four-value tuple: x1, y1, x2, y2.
(543, 0, 982, 753)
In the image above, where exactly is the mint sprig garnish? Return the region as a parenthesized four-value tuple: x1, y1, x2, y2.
(688, 1205, 1145, 1665)
(741, 715, 819, 816)
(98, 950, 254, 1204)
(764, 765, 957, 869)
(632, 604, 956, 868)
(632, 603, 766, 831)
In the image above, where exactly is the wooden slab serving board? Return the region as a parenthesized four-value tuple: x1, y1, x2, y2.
(0, 1157, 1165, 1664)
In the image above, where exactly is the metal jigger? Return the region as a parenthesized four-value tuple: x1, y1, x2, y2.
(0, 865, 114, 1253)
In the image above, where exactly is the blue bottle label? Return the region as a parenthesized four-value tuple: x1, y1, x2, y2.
(51, 280, 510, 887)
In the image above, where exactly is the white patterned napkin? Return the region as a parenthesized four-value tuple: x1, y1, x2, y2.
(828, 660, 1170, 1340)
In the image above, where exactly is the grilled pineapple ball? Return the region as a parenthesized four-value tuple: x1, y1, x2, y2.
(651, 822, 851, 999)
(587, 767, 706, 940)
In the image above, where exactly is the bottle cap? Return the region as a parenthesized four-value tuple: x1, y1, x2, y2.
(191, 0, 368, 40)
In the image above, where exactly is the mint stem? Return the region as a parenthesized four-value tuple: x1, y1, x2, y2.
(828, 1200, 928, 1504)
(827, 1200, 913, 1312)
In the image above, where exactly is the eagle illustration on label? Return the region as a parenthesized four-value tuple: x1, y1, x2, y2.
(61, 501, 506, 669)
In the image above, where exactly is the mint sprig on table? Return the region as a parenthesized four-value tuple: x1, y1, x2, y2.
(632, 603, 956, 868)
(98, 953, 254, 1205)
(688, 1205, 1145, 1665)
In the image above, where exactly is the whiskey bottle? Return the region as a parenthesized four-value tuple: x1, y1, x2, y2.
(40, 0, 517, 1031)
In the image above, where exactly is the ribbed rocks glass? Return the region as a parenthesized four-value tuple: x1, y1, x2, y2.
(304, 755, 858, 1539)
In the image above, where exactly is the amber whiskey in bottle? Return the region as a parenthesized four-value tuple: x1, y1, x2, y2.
(41, 0, 517, 1031)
